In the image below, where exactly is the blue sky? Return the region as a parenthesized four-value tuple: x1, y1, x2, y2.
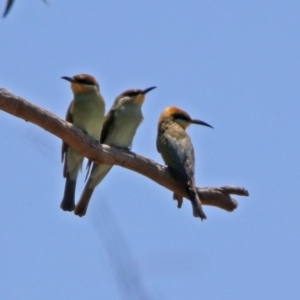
(1, 1, 300, 299)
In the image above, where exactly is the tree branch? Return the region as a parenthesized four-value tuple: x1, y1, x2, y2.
(0, 87, 249, 213)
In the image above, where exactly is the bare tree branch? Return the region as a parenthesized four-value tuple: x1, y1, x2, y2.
(0, 87, 249, 213)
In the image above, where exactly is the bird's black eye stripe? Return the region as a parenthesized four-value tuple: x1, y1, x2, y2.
(75, 78, 95, 85)
(124, 91, 141, 97)
(173, 113, 190, 121)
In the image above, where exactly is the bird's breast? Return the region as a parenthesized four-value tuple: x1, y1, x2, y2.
(157, 125, 195, 176)
(105, 105, 143, 148)
(72, 93, 105, 140)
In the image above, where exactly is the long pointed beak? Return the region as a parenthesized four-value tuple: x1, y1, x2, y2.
(142, 86, 156, 94)
(191, 119, 213, 128)
(61, 76, 76, 83)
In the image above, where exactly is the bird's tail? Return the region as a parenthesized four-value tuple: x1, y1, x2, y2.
(60, 178, 76, 211)
(187, 187, 207, 221)
(74, 185, 94, 217)
(74, 164, 113, 217)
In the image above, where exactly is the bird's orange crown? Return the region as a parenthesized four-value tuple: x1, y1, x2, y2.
(158, 106, 192, 129)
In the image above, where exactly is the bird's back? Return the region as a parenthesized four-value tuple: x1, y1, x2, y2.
(157, 122, 195, 183)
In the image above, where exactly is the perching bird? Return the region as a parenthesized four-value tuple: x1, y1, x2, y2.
(73, 86, 156, 217)
(156, 106, 213, 220)
(61, 74, 105, 212)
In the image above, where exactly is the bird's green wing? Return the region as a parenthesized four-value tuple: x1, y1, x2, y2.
(61, 101, 74, 177)
(100, 108, 116, 143)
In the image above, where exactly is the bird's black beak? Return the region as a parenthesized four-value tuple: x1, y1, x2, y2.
(142, 86, 156, 94)
(61, 76, 76, 83)
(191, 119, 213, 128)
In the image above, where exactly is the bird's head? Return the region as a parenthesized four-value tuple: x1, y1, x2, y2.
(61, 74, 99, 95)
(115, 86, 156, 107)
(159, 106, 213, 130)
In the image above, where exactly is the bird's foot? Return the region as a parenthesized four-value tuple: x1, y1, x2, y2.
(192, 206, 207, 221)
(173, 193, 183, 208)
(113, 145, 131, 151)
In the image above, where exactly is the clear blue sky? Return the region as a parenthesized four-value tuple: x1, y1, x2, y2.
(1, 1, 300, 299)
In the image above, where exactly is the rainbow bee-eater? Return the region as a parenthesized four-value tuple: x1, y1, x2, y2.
(156, 106, 213, 220)
(74, 86, 156, 217)
(61, 74, 105, 211)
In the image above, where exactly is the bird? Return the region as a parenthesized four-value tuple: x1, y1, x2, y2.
(60, 74, 105, 212)
(73, 86, 156, 217)
(156, 106, 213, 220)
